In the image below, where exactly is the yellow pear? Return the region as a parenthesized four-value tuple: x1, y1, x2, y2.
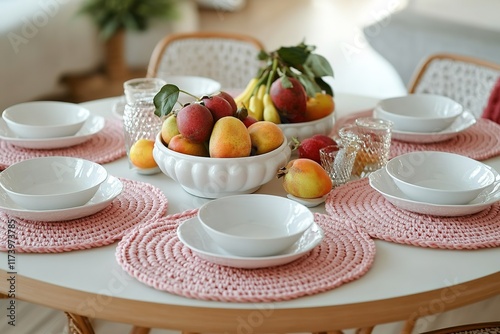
(277, 158, 332, 198)
(161, 114, 180, 145)
(209, 116, 252, 158)
(248, 121, 284, 155)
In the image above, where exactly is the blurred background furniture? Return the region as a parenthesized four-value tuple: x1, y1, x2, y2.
(420, 321, 500, 334)
(147, 31, 265, 89)
(407, 53, 500, 118)
(0, 0, 199, 110)
(363, 0, 500, 86)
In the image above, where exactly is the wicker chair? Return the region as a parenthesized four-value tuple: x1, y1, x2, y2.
(147, 31, 265, 89)
(407, 53, 500, 118)
(420, 321, 500, 334)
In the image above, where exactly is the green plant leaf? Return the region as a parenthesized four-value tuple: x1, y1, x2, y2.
(154, 84, 180, 118)
(314, 77, 334, 96)
(297, 76, 318, 97)
(277, 46, 310, 68)
(279, 75, 293, 89)
(305, 54, 334, 77)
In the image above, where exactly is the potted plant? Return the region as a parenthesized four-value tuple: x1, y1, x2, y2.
(79, 0, 180, 80)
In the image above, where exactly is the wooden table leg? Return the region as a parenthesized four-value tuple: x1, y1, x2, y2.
(401, 315, 418, 334)
(130, 326, 151, 334)
(65, 312, 95, 334)
(356, 327, 374, 334)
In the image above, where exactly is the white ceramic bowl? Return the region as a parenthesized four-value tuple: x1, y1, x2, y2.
(2, 101, 90, 139)
(278, 112, 335, 142)
(198, 194, 314, 257)
(165, 75, 222, 105)
(385, 151, 495, 205)
(374, 94, 463, 133)
(153, 133, 291, 198)
(0, 156, 108, 210)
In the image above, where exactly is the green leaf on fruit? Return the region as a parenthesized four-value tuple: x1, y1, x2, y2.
(297, 76, 319, 97)
(305, 53, 334, 77)
(277, 46, 310, 68)
(315, 77, 334, 96)
(154, 84, 180, 118)
(279, 75, 293, 89)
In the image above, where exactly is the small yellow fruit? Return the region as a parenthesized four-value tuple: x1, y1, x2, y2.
(277, 158, 332, 198)
(248, 121, 284, 155)
(161, 114, 180, 145)
(129, 138, 158, 169)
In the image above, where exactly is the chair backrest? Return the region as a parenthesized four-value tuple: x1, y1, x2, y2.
(407, 53, 500, 118)
(147, 31, 265, 90)
(420, 321, 500, 334)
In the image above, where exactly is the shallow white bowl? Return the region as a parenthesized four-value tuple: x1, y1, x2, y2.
(165, 75, 221, 105)
(0, 156, 108, 210)
(198, 194, 314, 257)
(374, 94, 463, 133)
(153, 133, 291, 198)
(385, 151, 495, 205)
(2, 101, 90, 139)
(278, 112, 334, 142)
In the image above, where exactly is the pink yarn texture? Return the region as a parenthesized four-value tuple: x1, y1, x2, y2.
(332, 110, 500, 161)
(115, 210, 376, 302)
(325, 178, 500, 249)
(0, 119, 126, 170)
(0, 179, 168, 253)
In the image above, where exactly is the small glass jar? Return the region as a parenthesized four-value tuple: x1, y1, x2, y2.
(122, 78, 166, 172)
(338, 117, 393, 178)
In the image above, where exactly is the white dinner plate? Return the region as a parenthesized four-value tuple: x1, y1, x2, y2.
(177, 216, 324, 269)
(0, 175, 123, 222)
(0, 115, 105, 149)
(373, 110, 476, 143)
(112, 96, 126, 120)
(368, 167, 500, 217)
(287, 193, 327, 207)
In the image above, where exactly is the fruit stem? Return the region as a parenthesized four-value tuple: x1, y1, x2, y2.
(252, 70, 270, 96)
(178, 89, 200, 100)
(289, 137, 300, 151)
(266, 58, 279, 94)
(276, 166, 288, 179)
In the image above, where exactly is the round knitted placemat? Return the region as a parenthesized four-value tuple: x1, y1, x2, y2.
(325, 178, 500, 249)
(115, 210, 376, 303)
(0, 119, 126, 170)
(0, 179, 168, 253)
(332, 110, 500, 161)
(389, 118, 500, 160)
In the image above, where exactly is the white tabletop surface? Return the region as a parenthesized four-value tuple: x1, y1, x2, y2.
(1, 93, 499, 311)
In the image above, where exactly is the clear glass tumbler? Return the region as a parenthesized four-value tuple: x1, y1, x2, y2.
(123, 78, 166, 171)
(338, 117, 393, 178)
(319, 143, 359, 187)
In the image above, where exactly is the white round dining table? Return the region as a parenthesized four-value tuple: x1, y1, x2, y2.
(0, 93, 499, 333)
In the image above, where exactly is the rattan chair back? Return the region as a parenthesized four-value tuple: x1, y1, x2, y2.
(420, 321, 500, 334)
(147, 31, 265, 89)
(407, 53, 500, 118)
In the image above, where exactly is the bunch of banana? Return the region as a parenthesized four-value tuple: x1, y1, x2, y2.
(234, 60, 281, 124)
(234, 77, 258, 109)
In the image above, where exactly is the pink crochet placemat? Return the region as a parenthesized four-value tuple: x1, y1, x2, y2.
(115, 210, 376, 303)
(332, 110, 500, 161)
(325, 178, 500, 250)
(0, 119, 126, 170)
(0, 179, 168, 253)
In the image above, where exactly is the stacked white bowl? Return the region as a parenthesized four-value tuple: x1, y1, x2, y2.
(0, 156, 108, 210)
(385, 151, 495, 205)
(2, 101, 90, 139)
(374, 94, 463, 133)
(197, 194, 314, 257)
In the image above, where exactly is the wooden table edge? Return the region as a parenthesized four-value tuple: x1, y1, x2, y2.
(2, 271, 499, 333)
